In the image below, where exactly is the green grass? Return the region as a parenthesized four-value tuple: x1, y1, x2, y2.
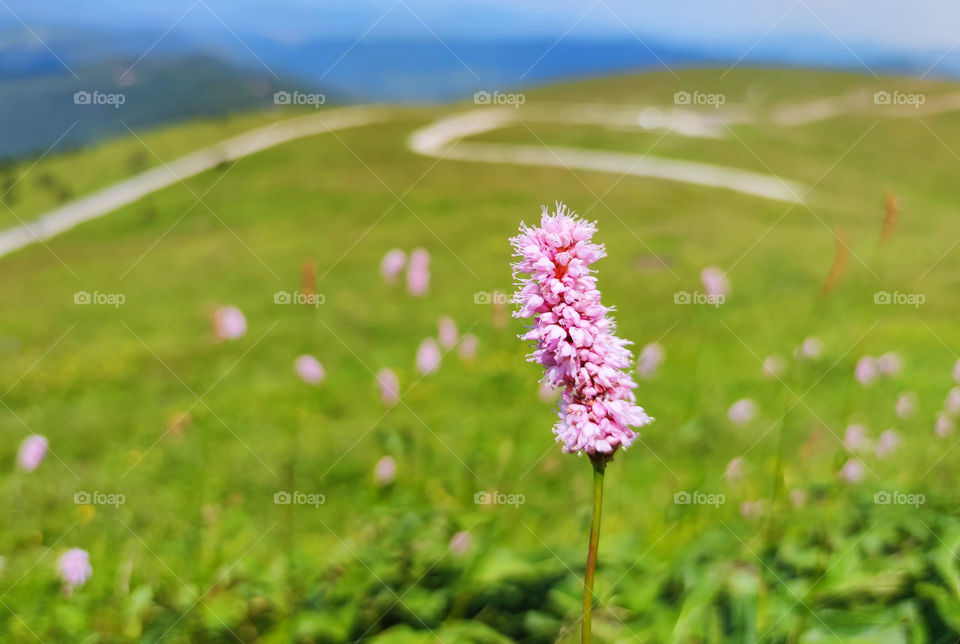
(2, 68, 960, 641)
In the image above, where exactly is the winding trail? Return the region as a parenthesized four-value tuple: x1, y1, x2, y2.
(409, 108, 804, 203)
(0, 106, 392, 259)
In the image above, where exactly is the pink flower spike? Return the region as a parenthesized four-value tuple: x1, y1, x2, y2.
(840, 458, 865, 483)
(213, 306, 246, 341)
(381, 249, 406, 283)
(876, 352, 902, 377)
(438, 316, 458, 349)
(416, 338, 441, 376)
(844, 424, 868, 451)
(727, 399, 757, 427)
(936, 412, 954, 438)
(376, 368, 400, 405)
(406, 248, 430, 296)
(374, 456, 396, 485)
(854, 356, 877, 385)
(637, 342, 665, 380)
(458, 334, 478, 361)
(895, 392, 916, 419)
(450, 531, 473, 556)
(510, 203, 653, 458)
(294, 355, 325, 385)
(875, 429, 900, 459)
(58, 548, 92, 591)
(700, 266, 730, 298)
(795, 337, 822, 360)
(17, 435, 48, 472)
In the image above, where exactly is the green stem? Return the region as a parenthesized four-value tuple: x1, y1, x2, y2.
(583, 458, 606, 644)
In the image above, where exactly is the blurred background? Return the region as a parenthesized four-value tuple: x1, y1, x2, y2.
(3, 1, 960, 642)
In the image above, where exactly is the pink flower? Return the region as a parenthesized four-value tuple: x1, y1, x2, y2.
(936, 412, 954, 438)
(840, 458, 865, 483)
(762, 354, 785, 379)
(724, 457, 744, 483)
(58, 548, 92, 591)
(637, 342, 665, 380)
(700, 266, 730, 298)
(376, 368, 400, 405)
(510, 204, 653, 456)
(450, 531, 473, 556)
(875, 429, 900, 459)
(458, 334, 478, 360)
(374, 456, 396, 485)
(895, 392, 916, 419)
(213, 306, 246, 341)
(438, 316, 458, 349)
(795, 337, 822, 360)
(876, 352, 902, 377)
(416, 338, 441, 375)
(844, 424, 868, 451)
(294, 355, 325, 385)
(406, 248, 430, 296)
(740, 500, 765, 520)
(380, 249, 406, 283)
(945, 387, 960, 415)
(17, 435, 48, 472)
(854, 356, 877, 385)
(727, 399, 756, 426)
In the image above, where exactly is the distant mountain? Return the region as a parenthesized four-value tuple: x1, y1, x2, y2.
(0, 54, 315, 159)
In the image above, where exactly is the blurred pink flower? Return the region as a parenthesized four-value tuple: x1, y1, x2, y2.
(511, 204, 652, 456)
(875, 429, 900, 459)
(727, 399, 757, 426)
(700, 266, 730, 298)
(762, 354, 785, 379)
(854, 356, 877, 385)
(840, 458, 865, 483)
(953, 359, 960, 383)
(58, 548, 91, 591)
(294, 355, 325, 385)
(406, 248, 430, 296)
(795, 337, 822, 360)
(789, 489, 808, 508)
(740, 500, 765, 520)
(936, 412, 954, 438)
(450, 530, 473, 556)
(380, 249, 406, 283)
(724, 457, 744, 483)
(213, 306, 246, 341)
(458, 333, 478, 360)
(843, 424, 868, 451)
(946, 387, 960, 415)
(376, 368, 400, 405)
(876, 352, 902, 377)
(438, 316, 458, 349)
(17, 435, 47, 472)
(895, 392, 916, 419)
(416, 338, 441, 375)
(374, 456, 396, 485)
(637, 342, 665, 380)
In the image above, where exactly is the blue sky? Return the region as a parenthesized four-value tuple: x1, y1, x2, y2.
(2, 0, 958, 53)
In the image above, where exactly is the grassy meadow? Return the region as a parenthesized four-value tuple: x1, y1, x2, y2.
(2, 68, 960, 641)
